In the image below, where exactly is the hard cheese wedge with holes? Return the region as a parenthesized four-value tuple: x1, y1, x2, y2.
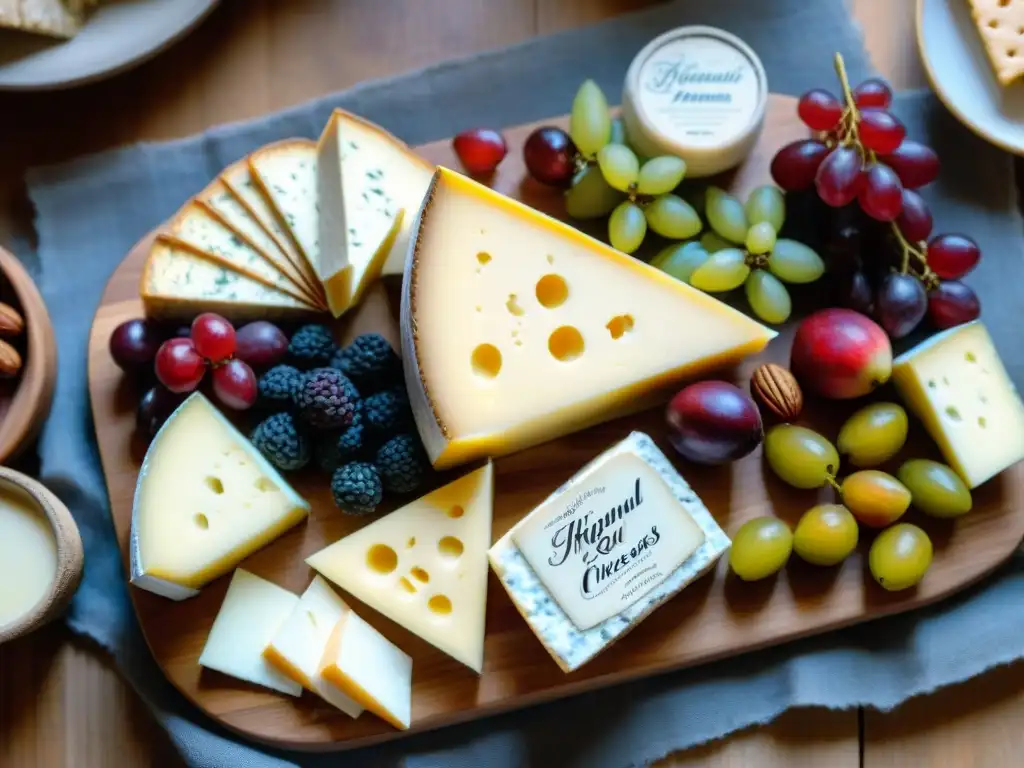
(130, 393, 311, 601)
(401, 168, 776, 470)
(306, 461, 493, 673)
(198, 569, 302, 696)
(263, 576, 363, 718)
(892, 321, 1024, 488)
(966, 0, 1024, 85)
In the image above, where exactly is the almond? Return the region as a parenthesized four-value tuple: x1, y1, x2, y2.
(0, 303, 25, 338)
(0, 339, 22, 378)
(751, 363, 803, 421)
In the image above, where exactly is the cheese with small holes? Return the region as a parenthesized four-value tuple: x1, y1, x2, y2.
(488, 432, 729, 673)
(892, 321, 1024, 488)
(320, 609, 413, 730)
(317, 110, 432, 315)
(198, 569, 301, 696)
(400, 168, 776, 469)
(306, 462, 493, 673)
(129, 393, 310, 601)
(966, 0, 1024, 85)
(263, 576, 363, 717)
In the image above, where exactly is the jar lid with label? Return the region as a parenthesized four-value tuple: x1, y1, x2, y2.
(622, 26, 768, 178)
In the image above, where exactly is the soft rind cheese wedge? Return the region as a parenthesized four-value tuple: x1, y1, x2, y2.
(198, 569, 302, 696)
(129, 393, 311, 601)
(401, 168, 776, 469)
(141, 241, 322, 322)
(263, 576, 363, 718)
(320, 610, 413, 730)
(488, 431, 730, 673)
(892, 320, 1024, 488)
(307, 462, 493, 673)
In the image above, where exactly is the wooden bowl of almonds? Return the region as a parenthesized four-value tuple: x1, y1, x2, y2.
(0, 247, 56, 464)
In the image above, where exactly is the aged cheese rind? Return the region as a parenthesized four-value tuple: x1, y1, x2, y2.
(488, 432, 730, 673)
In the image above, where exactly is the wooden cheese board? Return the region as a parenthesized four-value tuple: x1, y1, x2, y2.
(87, 93, 1024, 751)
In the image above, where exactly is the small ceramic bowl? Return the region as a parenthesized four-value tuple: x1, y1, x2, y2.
(0, 466, 84, 644)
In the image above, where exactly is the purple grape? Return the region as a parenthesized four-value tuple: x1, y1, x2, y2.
(109, 319, 163, 374)
(875, 273, 927, 339)
(234, 321, 289, 369)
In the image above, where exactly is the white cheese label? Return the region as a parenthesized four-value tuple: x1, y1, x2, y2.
(634, 32, 762, 149)
(512, 452, 705, 631)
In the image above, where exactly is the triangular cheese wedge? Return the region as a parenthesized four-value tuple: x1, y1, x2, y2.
(316, 110, 433, 315)
(400, 168, 777, 469)
(130, 393, 311, 601)
(306, 462, 493, 673)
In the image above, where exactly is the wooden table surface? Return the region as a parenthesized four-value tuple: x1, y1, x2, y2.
(1, 1, 1022, 766)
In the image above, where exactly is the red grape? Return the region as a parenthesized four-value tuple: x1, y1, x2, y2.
(666, 381, 762, 465)
(853, 78, 893, 108)
(798, 89, 843, 131)
(191, 313, 236, 363)
(879, 140, 939, 189)
(452, 128, 508, 175)
(858, 109, 906, 154)
(837, 270, 875, 315)
(523, 127, 576, 187)
(155, 338, 206, 393)
(770, 139, 830, 191)
(875, 273, 928, 339)
(895, 189, 932, 242)
(212, 359, 257, 410)
(926, 234, 980, 279)
(928, 281, 980, 329)
(815, 145, 864, 207)
(136, 386, 186, 438)
(235, 321, 288, 369)
(109, 318, 163, 374)
(859, 164, 903, 221)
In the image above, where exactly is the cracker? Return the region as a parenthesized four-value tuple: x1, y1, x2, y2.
(966, 0, 1024, 85)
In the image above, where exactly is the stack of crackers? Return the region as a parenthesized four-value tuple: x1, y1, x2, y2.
(0, 0, 104, 39)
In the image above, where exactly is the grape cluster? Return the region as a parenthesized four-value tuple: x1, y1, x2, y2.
(522, 80, 701, 254)
(770, 54, 981, 339)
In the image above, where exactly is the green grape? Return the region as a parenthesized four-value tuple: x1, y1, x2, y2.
(569, 80, 612, 158)
(636, 156, 687, 196)
(768, 239, 825, 284)
(897, 459, 973, 519)
(836, 402, 908, 467)
(608, 200, 646, 253)
(745, 221, 777, 255)
(699, 231, 731, 253)
(764, 424, 839, 490)
(840, 470, 911, 528)
(610, 116, 627, 146)
(688, 248, 750, 292)
(644, 194, 702, 239)
(793, 504, 858, 567)
(744, 269, 791, 324)
(745, 185, 786, 231)
(564, 164, 626, 220)
(705, 186, 749, 244)
(869, 524, 933, 591)
(729, 517, 793, 581)
(651, 242, 709, 283)
(596, 144, 640, 192)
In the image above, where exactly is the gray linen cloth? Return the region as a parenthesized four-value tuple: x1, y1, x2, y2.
(16, 1, 1024, 766)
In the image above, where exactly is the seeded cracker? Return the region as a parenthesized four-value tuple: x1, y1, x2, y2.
(966, 0, 1024, 85)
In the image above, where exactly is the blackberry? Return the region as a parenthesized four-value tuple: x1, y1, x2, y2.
(332, 334, 401, 392)
(331, 461, 383, 515)
(363, 387, 412, 437)
(288, 324, 337, 369)
(313, 413, 367, 473)
(295, 368, 360, 430)
(257, 364, 305, 410)
(374, 433, 427, 494)
(250, 412, 310, 471)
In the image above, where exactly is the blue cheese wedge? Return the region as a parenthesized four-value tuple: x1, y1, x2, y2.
(488, 431, 730, 673)
(141, 240, 321, 322)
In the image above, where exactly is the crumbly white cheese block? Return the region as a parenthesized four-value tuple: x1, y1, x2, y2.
(198, 569, 302, 696)
(320, 610, 413, 730)
(488, 432, 730, 673)
(141, 240, 321, 323)
(0, 0, 82, 38)
(264, 576, 363, 718)
(130, 393, 311, 601)
(401, 168, 776, 469)
(307, 462, 493, 673)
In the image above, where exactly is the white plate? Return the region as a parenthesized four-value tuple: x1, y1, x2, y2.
(0, 0, 219, 91)
(917, 0, 1024, 155)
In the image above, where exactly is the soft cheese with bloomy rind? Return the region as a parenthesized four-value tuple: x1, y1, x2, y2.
(307, 462, 493, 673)
(401, 168, 776, 469)
(892, 321, 1024, 489)
(489, 432, 730, 673)
(130, 393, 310, 601)
(198, 569, 301, 696)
